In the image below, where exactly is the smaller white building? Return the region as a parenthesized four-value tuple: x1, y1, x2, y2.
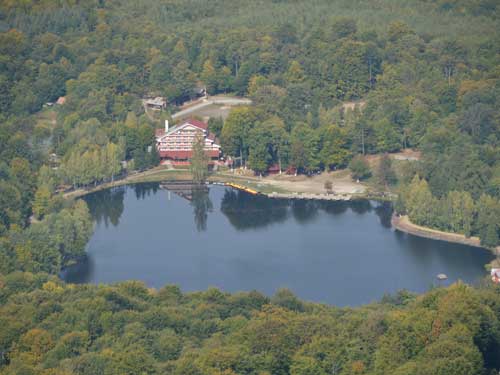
(145, 97, 167, 110)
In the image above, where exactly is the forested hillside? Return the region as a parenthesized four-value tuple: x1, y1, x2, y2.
(0, 0, 499, 373)
(0, 0, 497, 261)
(1, 273, 500, 375)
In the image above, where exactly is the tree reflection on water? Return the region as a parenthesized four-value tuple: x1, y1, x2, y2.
(220, 189, 289, 231)
(83, 187, 125, 228)
(219, 189, 394, 230)
(191, 187, 213, 232)
(133, 182, 160, 200)
(83, 184, 394, 233)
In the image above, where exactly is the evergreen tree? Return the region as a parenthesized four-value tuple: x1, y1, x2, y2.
(133, 149, 148, 171)
(148, 145, 160, 168)
(190, 134, 209, 185)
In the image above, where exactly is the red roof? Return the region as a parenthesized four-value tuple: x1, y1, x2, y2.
(267, 164, 281, 173)
(155, 119, 207, 140)
(185, 118, 208, 130)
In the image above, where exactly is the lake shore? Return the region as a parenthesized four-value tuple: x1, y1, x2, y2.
(392, 214, 500, 268)
(63, 166, 374, 200)
(64, 170, 499, 269)
(63, 168, 199, 199)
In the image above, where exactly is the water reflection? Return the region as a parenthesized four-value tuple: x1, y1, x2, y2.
(350, 199, 372, 215)
(191, 187, 213, 232)
(66, 184, 494, 306)
(84, 187, 125, 227)
(291, 200, 320, 224)
(321, 200, 349, 215)
(132, 182, 160, 200)
(220, 189, 289, 230)
(374, 201, 393, 228)
(83, 184, 390, 232)
(60, 255, 94, 284)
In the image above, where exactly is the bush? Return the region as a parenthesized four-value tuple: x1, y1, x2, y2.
(349, 155, 371, 181)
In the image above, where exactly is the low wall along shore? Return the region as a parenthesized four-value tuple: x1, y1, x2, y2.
(392, 215, 500, 269)
(266, 191, 353, 201)
(391, 215, 482, 247)
(392, 215, 500, 258)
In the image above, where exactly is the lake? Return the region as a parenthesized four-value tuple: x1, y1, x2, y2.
(61, 183, 494, 306)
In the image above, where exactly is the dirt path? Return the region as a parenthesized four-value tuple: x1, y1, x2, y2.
(172, 96, 251, 120)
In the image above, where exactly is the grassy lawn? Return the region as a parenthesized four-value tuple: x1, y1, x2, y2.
(210, 174, 290, 194)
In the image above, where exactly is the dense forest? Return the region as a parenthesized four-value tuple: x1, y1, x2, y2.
(0, 0, 498, 249)
(1, 272, 500, 375)
(0, 0, 499, 373)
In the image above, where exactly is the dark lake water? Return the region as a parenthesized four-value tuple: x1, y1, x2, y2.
(61, 183, 494, 306)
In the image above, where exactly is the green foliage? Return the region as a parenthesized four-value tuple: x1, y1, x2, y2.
(404, 175, 438, 227)
(318, 125, 351, 170)
(0, 278, 498, 374)
(190, 134, 209, 184)
(1, 200, 93, 274)
(0, 2, 498, 374)
(208, 117, 224, 138)
(376, 154, 397, 188)
(221, 106, 258, 164)
(247, 116, 289, 174)
(349, 155, 371, 180)
(271, 288, 305, 312)
(32, 185, 52, 220)
(60, 141, 123, 187)
(290, 125, 321, 173)
(398, 176, 500, 246)
(475, 194, 500, 248)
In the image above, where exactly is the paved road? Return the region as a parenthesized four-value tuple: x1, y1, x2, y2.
(172, 96, 251, 119)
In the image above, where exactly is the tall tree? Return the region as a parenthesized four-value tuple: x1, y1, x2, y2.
(190, 134, 209, 185)
(376, 154, 397, 188)
(221, 107, 257, 167)
(349, 155, 371, 181)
